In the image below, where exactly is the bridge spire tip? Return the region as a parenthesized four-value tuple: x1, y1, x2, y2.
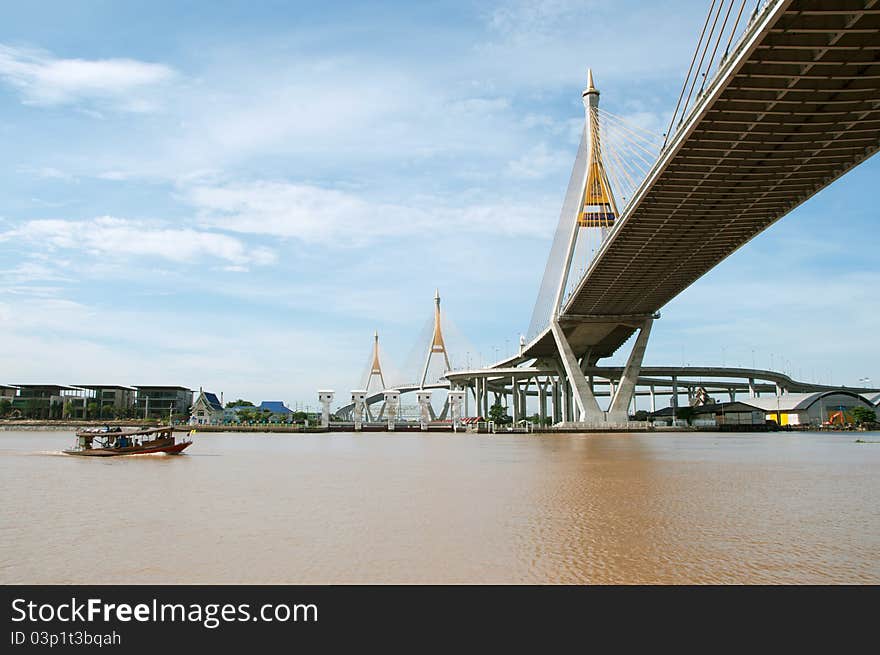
(583, 68, 600, 106)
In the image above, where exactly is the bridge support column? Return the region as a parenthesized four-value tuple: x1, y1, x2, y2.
(416, 391, 433, 431)
(474, 378, 482, 417)
(650, 386, 656, 413)
(448, 390, 465, 432)
(318, 390, 334, 429)
(538, 378, 548, 426)
(351, 390, 367, 432)
(728, 389, 735, 403)
(557, 375, 567, 423)
(514, 377, 527, 423)
(510, 377, 518, 423)
(383, 390, 400, 431)
(550, 321, 604, 423)
(749, 378, 757, 399)
(551, 380, 561, 424)
(607, 318, 653, 423)
(671, 376, 679, 420)
(567, 380, 573, 422)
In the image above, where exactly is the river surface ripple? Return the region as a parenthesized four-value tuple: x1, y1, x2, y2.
(1, 430, 877, 584)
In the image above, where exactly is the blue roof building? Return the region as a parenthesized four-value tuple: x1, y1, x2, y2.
(258, 401, 292, 415)
(203, 392, 223, 411)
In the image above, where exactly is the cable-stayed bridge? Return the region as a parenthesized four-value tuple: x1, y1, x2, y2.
(323, 0, 880, 428)
(333, 290, 459, 423)
(483, 0, 880, 425)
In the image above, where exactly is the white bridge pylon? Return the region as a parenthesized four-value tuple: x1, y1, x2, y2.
(420, 289, 452, 389)
(450, 69, 660, 427)
(363, 331, 389, 422)
(417, 289, 455, 421)
(546, 69, 654, 424)
(365, 331, 386, 393)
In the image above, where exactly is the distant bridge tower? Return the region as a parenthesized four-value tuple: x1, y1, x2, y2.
(419, 289, 452, 389)
(364, 331, 386, 394)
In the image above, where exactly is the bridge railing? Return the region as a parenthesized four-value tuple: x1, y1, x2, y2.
(664, 0, 776, 147)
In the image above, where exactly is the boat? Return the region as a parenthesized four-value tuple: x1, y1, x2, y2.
(63, 425, 193, 457)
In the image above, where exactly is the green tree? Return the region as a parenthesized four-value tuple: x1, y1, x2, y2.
(86, 402, 99, 419)
(851, 407, 877, 426)
(632, 410, 649, 422)
(528, 412, 552, 427)
(226, 399, 254, 408)
(0, 398, 11, 417)
(488, 402, 511, 425)
(236, 408, 256, 423)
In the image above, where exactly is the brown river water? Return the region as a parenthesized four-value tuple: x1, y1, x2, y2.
(1, 430, 877, 584)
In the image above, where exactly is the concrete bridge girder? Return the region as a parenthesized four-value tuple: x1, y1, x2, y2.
(443, 361, 872, 425)
(335, 363, 863, 422)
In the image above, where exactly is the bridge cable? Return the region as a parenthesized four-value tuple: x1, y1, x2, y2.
(663, 0, 718, 149)
(723, 0, 750, 61)
(680, 0, 726, 130)
(699, 0, 737, 96)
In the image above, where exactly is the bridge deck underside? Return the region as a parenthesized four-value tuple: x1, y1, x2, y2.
(549, 1, 879, 360)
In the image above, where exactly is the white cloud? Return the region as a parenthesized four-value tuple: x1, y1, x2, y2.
(0, 216, 275, 269)
(17, 166, 77, 181)
(187, 180, 557, 246)
(96, 170, 134, 181)
(0, 43, 175, 111)
(506, 142, 566, 179)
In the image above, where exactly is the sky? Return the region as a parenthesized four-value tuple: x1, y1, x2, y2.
(1, 0, 877, 408)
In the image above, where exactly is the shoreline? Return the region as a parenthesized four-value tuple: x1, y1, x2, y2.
(1, 420, 876, 435)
